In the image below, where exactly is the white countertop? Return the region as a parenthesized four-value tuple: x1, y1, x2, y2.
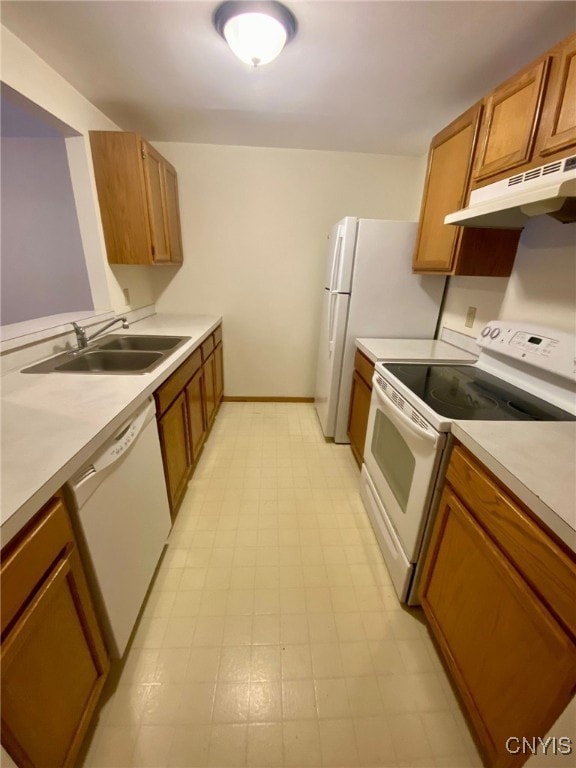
(452, 421, 576, 552)
(1, 314, 221, 545)
(356, 338, 477, 364)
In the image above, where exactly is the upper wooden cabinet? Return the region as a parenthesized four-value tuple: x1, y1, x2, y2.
(474, 57, 551, 182)
(538, 34, 576, 158)
(163, 161, 184, 263)
(414, 33, 575, 274)
(471, 33, 576, 188)
(89, 131, 184, 266)
(413, 103, 520, 276)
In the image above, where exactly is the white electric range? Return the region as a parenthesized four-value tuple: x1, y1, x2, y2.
(360, 321, 576, 605)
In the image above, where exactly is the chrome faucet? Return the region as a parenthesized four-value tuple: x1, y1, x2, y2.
(72, 317, 129, 350)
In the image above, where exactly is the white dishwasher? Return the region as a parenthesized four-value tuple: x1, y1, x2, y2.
(67, 397, 171, 658)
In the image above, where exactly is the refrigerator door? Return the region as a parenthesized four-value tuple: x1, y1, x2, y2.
(324, 217, 358, 292)
(332, 219, 446, 443)
(314, 288, 351, 438)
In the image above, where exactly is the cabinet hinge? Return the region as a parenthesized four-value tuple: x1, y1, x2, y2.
(141, 149, 146, 160)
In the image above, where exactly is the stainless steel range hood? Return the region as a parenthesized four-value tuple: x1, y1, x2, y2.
(445, 155, 576, 229)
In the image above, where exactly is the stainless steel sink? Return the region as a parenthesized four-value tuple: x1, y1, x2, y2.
(98, 335, 187, 352)
(21, 334, 191, 374)
(55, 350, 163, 373)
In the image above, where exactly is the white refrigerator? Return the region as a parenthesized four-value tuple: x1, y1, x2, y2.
(314, 217, 446, 443)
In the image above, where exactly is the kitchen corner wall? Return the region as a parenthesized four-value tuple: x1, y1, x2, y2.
(151, 142, 426, 398)
(1, 27, 156, 322)
(439, 217, 576, 338)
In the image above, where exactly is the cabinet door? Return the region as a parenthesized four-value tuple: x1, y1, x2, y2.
(412, 103, 483, 273)
(1, 542, 109, 767)
(347, 370, 372, 468)
(141, 141, 170, 264)
(157, 392, 192, 515)
(214, 342, 224, 405)
(204, 352, 217, 428)
(420, 487, 576, 768)
(163, 161, 184, 264)
(186, 366, 207, 463)
(89, 131, 151, 265)
(539, 36, 576, 157)
(474, 58, 550, 181)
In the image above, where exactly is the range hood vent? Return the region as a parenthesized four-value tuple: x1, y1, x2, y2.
(445, 155, 576, 229)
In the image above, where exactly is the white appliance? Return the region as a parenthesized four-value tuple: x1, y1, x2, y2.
(445, 154, 576, 229)
(314, 217, 446, 443)
(67, 398, 171, 657)
(361, 321, 576, 605)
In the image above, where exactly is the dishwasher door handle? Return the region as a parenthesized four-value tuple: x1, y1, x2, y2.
(68, 398, 155, 505)
(91, 400, 152, 474)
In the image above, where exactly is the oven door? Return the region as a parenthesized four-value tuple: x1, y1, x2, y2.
(364, 373, 446, 560)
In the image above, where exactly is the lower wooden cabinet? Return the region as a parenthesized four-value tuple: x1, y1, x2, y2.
(203, 352, 217, 428)
(347, 349, 375, 467)
(186, 366, 207, 462)
(420, 445, 576, 768)
(155, 324, 224, 518)
(215, 341, 224, 405)
(157, 391, 192, 515)
(1, 496, 109, 768)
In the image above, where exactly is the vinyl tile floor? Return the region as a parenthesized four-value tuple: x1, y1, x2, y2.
(83, 402, 484, 768)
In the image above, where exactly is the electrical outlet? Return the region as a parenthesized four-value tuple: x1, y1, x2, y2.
(123, 288, 130, 306)
(465, 306, 477, 328)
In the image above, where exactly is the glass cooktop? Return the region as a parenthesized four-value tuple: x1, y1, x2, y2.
(383, 364, 576, 422)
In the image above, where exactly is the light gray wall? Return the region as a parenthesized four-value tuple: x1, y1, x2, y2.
(152, 141, 427, 397)
(1, 136, 94, 324)
(440, 217, 576, 337)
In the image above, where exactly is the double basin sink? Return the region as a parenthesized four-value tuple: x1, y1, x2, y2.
(23, 334, 191, 375)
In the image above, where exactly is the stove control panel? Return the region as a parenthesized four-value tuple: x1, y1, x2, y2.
(477, 321, 576, 380)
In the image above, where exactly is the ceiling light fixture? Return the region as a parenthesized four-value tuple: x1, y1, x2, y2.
(213, 1, 297, 68)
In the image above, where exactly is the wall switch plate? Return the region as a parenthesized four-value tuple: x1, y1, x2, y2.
(465, 306, 477, 328)
(123, 288, 130, 305)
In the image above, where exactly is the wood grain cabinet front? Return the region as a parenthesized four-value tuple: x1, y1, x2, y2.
(412, 103, 520, 276)
(157, 391, 192, 515)
(89, 131, 183, 266)
(203, 350, 217, 429)
(469, 33, 576, 188)
(214, 332, 224, 407)
(473, 57, 551, 182)
(1, 496, 110, 768)
(154, 325, 224, 518)
(419, 445, 576, 768)
(347, 349, 375, 467)
(185, 366, 207, 463)
(537, 34, 576, 159)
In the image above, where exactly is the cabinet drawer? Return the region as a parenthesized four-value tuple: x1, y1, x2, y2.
(214, 325, 222, 346)
(447, 445, 576, 638)
(155, 348, 202, 416)
(201, 335, 215, 361)
(354, 349, 374, 388)
(1, 497, 72, 634)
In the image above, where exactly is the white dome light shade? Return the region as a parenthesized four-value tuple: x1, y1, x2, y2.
(213, 2, 297, 68)
(223, 12, 287, 67)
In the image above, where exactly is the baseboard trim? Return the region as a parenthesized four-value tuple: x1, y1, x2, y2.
(222, 396, 314, 403)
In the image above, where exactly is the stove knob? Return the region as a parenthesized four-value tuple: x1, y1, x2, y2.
(481, 326, 491, 337)
(490, 328, 501, 339)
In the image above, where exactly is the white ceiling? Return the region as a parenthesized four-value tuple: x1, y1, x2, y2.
(2, 1, 575, 155)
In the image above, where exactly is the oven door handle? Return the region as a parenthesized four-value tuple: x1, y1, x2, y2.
(372, 378, 439, 445)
